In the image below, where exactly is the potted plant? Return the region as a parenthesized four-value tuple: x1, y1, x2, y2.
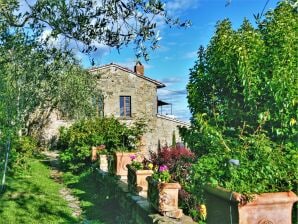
(109, 119, 147, 178)
(127, 155, 153, 196)
(111, 148, 139, 178)
(91, 145, 108, 172)
(189, 133, 298, 224)
(146, 165, 183, 219)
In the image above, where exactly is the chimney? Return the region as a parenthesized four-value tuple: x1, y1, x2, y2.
(134, 61, 144, 75)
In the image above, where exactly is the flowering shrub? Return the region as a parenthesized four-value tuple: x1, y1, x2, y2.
(152, 165, 171, 183)
(129, 154, 154, 171)
(129, 154, 143, 170)
(149, 145, 202, 221)
(149, 145, 195, 177)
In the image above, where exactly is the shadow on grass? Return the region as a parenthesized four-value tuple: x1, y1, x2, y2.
(64, 170, 131, 224)
(0, 161, 78, 224)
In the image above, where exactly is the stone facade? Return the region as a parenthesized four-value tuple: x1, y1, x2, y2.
(89, 63, 189, 154)
(42, 63, 189, 151)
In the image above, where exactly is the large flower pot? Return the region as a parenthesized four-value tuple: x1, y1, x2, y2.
(204, 185, 298, 224)
(146, 176, 183, 219)
(113, 152, 136, 178)
(127, 165, 153, 196)
(98, 154, 108, 172)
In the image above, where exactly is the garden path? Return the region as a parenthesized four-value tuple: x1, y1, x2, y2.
(42, 150, 82, 218)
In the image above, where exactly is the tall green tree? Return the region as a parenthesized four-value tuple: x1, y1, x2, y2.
(185, 2, 297, 150)
(183, 1, 297, 203)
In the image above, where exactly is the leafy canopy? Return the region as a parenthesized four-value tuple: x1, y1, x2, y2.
(0, 0, 190, 60)
(184, 2, 297, 196)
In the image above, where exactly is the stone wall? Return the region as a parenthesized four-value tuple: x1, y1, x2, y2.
(40, 110, 73, 146)
(96, 169, 196, 224)
(92, 65, 157, 120)
(142, 114, 190, 154)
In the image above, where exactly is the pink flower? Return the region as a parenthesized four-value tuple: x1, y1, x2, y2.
(159, 165, 168, 172)
(130, 155, 136, 161)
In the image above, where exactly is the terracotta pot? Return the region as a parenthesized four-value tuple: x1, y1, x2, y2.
(113, 151, 136, 178)
(146, 176, 183, 219)
(98, 154, 108, 172)
(204, 185, 298, 224)
(127, 165, 153, 195)
(91, 145, 106, 161)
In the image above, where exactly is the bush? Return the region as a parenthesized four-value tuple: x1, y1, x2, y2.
(149, 145, 195, 178)
(8, 136, 38, 171)
(191, 134, 297, 197)
(149, 145, 199, 220)
(58, 117, 145, 172)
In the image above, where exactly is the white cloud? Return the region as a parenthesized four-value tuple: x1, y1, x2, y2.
(166, 0, 200, 15)
(160, 77, 183, 86)
(184, 50, 197, 59)
(158, 88, 187, 98)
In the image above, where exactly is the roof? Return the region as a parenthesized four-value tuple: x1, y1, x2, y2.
(89, 63, 166, 88)
(157, 100, 171, 106)
(156, 114, 190, 127)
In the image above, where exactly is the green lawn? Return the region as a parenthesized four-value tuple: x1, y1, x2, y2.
(63, 170, 128, 224)
(0, 158, 78, 224)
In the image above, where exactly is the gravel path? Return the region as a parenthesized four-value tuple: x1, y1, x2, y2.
(42, 150, 82, 218)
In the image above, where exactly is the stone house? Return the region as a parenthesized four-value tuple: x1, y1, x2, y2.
(89, 62, 189, 154)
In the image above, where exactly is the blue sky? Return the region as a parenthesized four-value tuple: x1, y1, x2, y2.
(79, 0, 280, 122)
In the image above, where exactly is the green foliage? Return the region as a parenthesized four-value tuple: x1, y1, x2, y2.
(0, 0, 190, 60)
(184, 1, 298, 200)
(0, 27, 98, 136)
(129, 154, 145, 170)
(131, 160, 144, 170)
(152, 169, 171, 183)
(191, 134, 297, 197)
(10, 136, 38, 170)
(58, 117, 146, 172)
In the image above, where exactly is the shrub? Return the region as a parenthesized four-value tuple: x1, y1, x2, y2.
(58, 117, 145, 172)
(9, 136, 38, 171)
(190, 134, 298, 198)
(151, 165, 171, 183)
(149, 145, 195, 176)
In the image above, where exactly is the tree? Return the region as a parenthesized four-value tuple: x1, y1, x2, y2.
(0, 0, 190, 60)
(185, 2, 297, 149)
(0, 25, 98, 190)
(183, 1, 297, 203)
(0, 0, 189, 189)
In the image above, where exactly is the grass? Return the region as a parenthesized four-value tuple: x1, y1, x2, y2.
(0, 158, 78, 224)
(63, 169, 129, 224)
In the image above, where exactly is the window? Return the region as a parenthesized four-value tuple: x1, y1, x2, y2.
(120, 96, 131, 117)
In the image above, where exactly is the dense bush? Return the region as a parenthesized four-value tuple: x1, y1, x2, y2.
(183, 1, 297, 206)
(58, 117, 145, 172)
(0, 135, 38, 172)
(149, 145, 195, 181)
